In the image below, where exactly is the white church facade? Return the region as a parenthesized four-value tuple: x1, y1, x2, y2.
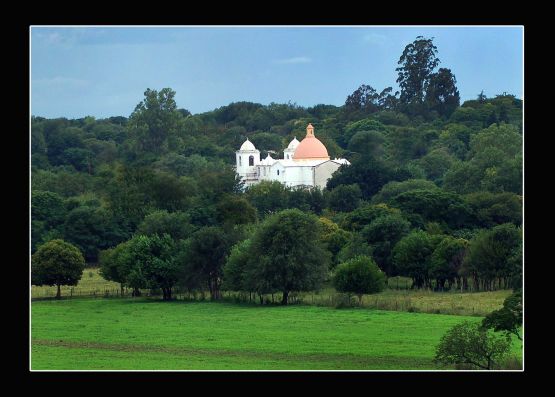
(235, 123, 350, 189)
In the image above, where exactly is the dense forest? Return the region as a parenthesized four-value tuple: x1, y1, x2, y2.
(31, 37, 523, 301)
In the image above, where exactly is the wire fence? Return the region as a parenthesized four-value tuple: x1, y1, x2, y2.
(31, 285, 509, 317)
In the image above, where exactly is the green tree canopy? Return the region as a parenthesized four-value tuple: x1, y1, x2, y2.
(392, 230, 444, 289)
(31, 239, 85, 299)
(128, 88, 183, 156)
(434, 321, 511, 370)
(396, 36, 440, 106)
(333, 255, 386, 303)
(246, 209, 330, 304)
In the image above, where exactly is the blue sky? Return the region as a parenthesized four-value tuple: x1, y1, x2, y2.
(31, 26, 523, 119)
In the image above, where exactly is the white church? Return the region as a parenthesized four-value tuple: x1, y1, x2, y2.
(235, 123, 350, 189)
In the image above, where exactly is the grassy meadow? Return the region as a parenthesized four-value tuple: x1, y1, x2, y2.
(31, 298, 522, 370)
(32, 269, 511, 317)
(31, 268, 121, 299)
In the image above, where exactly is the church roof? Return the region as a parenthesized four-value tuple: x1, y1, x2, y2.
(274, 159, 330, 167)
(293, 123, 330, 161)
(260, 153, 276, 165)
(239, 138, 257, 151)
(287, 137, 300, 150)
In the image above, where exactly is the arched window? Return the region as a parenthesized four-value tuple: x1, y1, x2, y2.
(239, 156, 242, 166)
(277, 170, 280, 175)
(249, 155, 254, 166)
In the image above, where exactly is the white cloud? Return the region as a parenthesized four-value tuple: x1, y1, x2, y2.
(363, 33, 387, 45)
(274, 56, 312, 64)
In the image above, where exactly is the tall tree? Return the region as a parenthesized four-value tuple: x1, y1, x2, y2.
(246, 209, 330, 305)
(345, 85, 380, 114)
(396, 36, 440, 105)
(128, 88, 183, 156)
(425, 68, 460, 117)
(178, 226, 238, 300)
(392, 230, 443, 289)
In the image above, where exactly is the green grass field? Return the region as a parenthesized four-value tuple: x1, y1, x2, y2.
(31, 298, 522, 370)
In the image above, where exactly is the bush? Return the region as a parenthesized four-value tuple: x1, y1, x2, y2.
(333, 255, 386, 304)
(434, 321, 511, 370)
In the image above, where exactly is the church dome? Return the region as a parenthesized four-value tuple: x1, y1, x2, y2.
(239, 138, 256, 151)
(287, 137, 300, 149)
(293, 123, 330, 160)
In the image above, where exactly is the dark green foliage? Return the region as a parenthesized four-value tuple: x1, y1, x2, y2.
(333, 256, 386, 302)
(482, 291, 522, 341)
(99, 244, 128, 290)
(336, 233, 374, 264)
(128, 88, 183, 156)
(430, 237, 468, 291)
(462, 224, 521, 290)
(392, 230, 444, 289)
(245, 180, 290, 216)
(328, 184, 362, 212)
(244, 209, 330, 304)
(222, 239, 253, 292)
(340, 203, 401, 232)
(62, 206, 114, 262)
(249, 132, 284, 156)
(319, 218, 352, 268)
(344, 85, 398, 118)
(391, 189, 473, 230)
(415, 148, 455, 182)
(396, 36, 440, 107)
(31, 239, 85, 299)
(434, 321, 511, 370)
(30, 43, 522, 297)
(178, 226, 241, 300)
(32, 190, 67, 229)
(137, 210, 196, 241)
(146, 171, 195, 212)
(327, 158, 407, 200)
(371, 179, 438, 204)
(360, 213, 411, 275)
(464, 192, 522, 228)
(106, 234, 178, 299)
(216, 195, 257, 226)
(425, 68, 460, 117)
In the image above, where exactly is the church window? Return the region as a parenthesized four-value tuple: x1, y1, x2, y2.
(249, 155, 254, 166)
(239, 156, 242, 166)
(277, 170, 280, 175)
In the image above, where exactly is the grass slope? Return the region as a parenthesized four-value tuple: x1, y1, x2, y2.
(31, 298, 522, 370)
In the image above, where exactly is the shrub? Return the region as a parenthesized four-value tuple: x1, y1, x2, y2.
(434, 321, 511, 370)
(333, 255, 386, 304)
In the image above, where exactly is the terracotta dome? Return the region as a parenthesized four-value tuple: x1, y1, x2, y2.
(293, 123, 330, 161)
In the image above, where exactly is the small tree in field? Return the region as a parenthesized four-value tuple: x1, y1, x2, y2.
(482, 290, 522, 341)
(434, 321, 511, 370)
(247, 209, 330, 305)
(32, 239, 85, 299)
(333, 255, 386, 304)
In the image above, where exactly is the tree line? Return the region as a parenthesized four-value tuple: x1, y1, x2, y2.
(31, 36, 523, 299)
